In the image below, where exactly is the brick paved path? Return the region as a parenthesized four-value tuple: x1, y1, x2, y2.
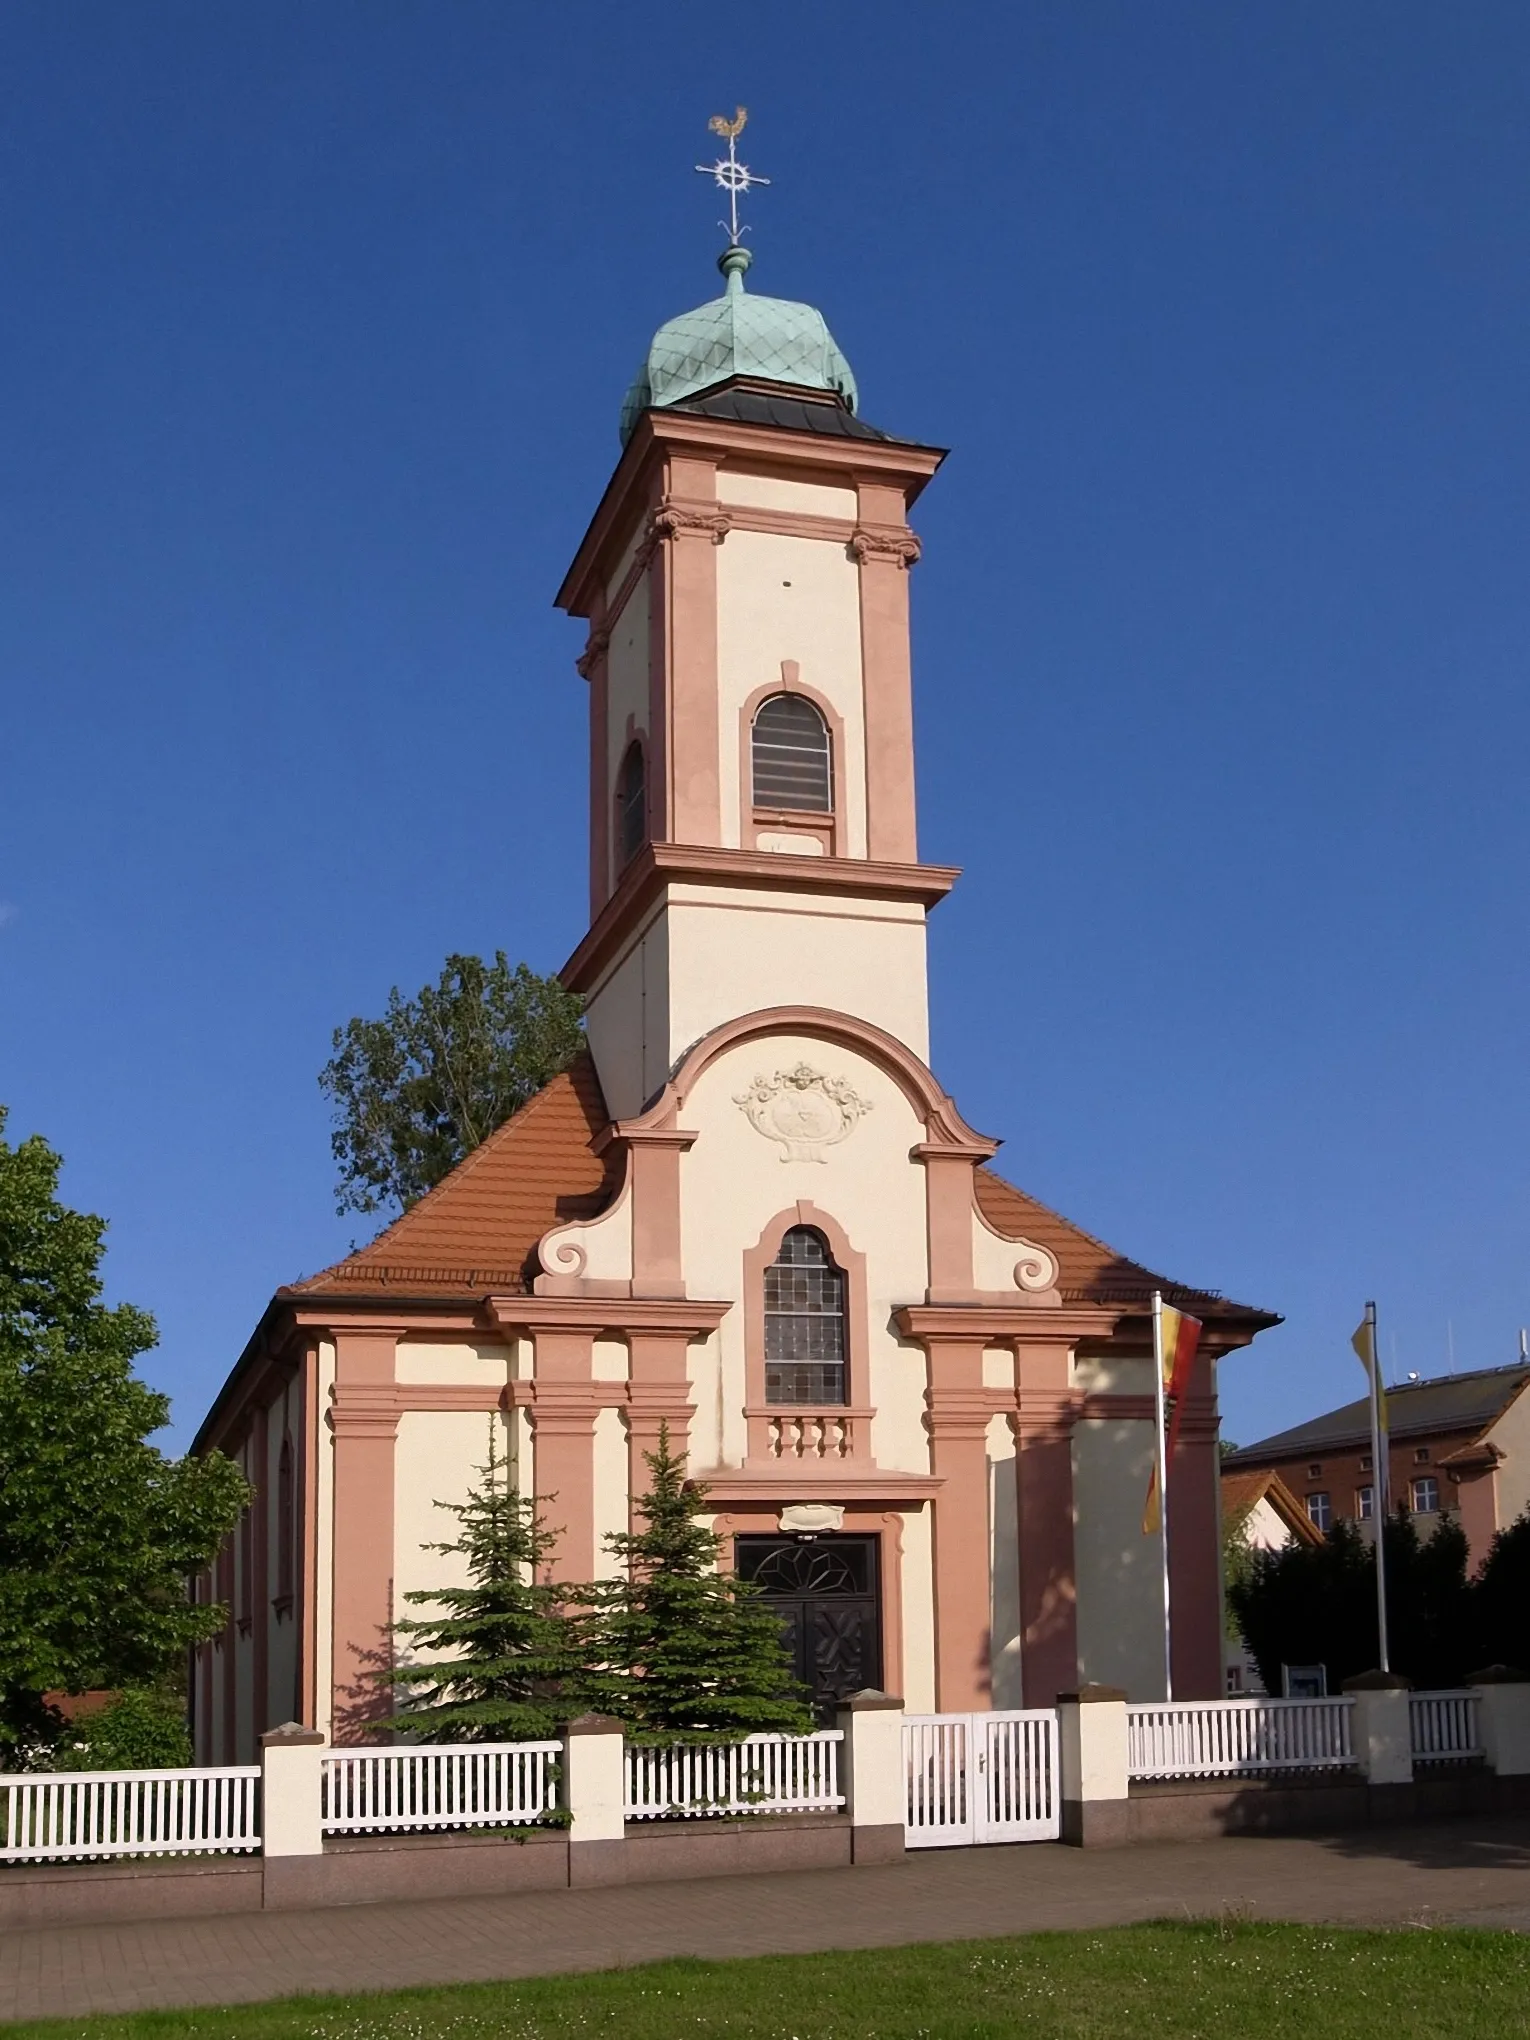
(3, 1816, 1529, 2023)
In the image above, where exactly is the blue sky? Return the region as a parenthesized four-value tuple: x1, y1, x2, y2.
(1, 2, 1527, 1451)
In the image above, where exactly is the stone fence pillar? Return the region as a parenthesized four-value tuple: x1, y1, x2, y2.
(1056, 1685, 1128, 1847)
(562, 1714, 627, 1887)
(1342, 1670, 1413, 1788)
(1470, 1669, 1530, 1775)
(835, 1690, 905, 1863)
(260, 1721, 326, 1910)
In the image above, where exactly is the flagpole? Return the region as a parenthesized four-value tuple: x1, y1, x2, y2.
(1152, 1290, 1173, 1702)
(1365, 1299, 1391, 1674)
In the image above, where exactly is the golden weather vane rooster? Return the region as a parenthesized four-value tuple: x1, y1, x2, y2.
(696, 108, 769, 246)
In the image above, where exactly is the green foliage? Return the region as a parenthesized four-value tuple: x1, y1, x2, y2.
(1228, 1507, 1474, 1691)
(1221, 1497, 1256, 1641)
(320, 952, 585, 1216)
(1474, 1510, 1530, 1672)
(388, 1423, 580, 1742)
(54, 1687, 192, 1772)
(581, 1425, 811, 1742)
(0, 1110, 248, 1764)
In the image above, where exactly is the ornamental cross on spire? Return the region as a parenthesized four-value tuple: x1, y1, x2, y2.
(695, 107, 770, 247)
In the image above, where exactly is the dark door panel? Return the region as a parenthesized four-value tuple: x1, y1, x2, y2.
(736, 1534, 882, 1723)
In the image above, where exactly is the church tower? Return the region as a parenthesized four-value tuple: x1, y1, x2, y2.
(192, 129, 1276, 1763)
(557, 239, 951, 1121)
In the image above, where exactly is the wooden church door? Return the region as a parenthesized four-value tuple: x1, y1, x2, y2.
(736, 1534, 882, 1723)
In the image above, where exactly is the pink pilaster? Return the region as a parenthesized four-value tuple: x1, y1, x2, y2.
(924, 1334, 994, 1710)
(329, 1330, 400, 1742)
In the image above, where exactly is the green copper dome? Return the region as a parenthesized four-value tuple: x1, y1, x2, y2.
(620, 246, 858, 444)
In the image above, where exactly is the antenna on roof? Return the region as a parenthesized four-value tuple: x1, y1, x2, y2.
(1520, 1328, 1528, 1362)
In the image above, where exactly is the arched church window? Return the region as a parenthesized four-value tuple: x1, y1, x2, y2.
(752, 694, 832, 813)
(616, 743, 647, 866)
(764, 1226, 847, 1405)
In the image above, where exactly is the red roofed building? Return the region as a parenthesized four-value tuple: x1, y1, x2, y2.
(193, 239, 1278, 1761)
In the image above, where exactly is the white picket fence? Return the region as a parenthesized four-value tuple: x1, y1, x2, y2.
(904, 1710, 1060, 1846)
(624, 1732, 843, 1820)
(1410, 1691, 1484, 1764)
(1127, 1697, 1355, 1779)
(0, 1767, 261, 1862)
(321, 1742, 560, 1834)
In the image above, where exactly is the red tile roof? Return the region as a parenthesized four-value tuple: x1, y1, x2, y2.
(285, 1051, 618, 1300)
(282, 1066, 1271, 1327)
(973, 1169, 1273, 1324)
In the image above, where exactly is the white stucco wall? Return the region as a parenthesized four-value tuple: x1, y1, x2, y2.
(715, 526, 867, 855)
(675, 1032, 931, 1479)
(1072, 1416, 1166, 1702)
(715, 471, 858, 519)
(582, 885, 931, 1122)
(393, 1410, 513, 1651)
(900, 1506, 936, 1712)
(988, 1414, 1023, 1709)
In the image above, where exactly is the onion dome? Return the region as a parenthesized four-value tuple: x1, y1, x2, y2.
(620, 246, 858, 445)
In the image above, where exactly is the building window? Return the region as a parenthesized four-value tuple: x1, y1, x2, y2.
(616, 743, 646, 867)
(1360, 1454, 1373, 1472)
(1356, 1484, 1375, 1520)
(1305, 1491, 1332, 1532)
(1414, 1446, 1430, 1462)
(1411, 1475, 1440, 1515)
(752, 694, 832, 813)
(1307, 1462, 1323, 1478)
(764, 1226, 847, 1405)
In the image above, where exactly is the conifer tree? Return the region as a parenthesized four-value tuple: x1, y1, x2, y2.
(585, 1425, 811, 1741)
(388, 1424, 577, 1741)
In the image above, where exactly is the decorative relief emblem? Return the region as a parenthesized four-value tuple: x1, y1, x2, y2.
(733, 1063, 873, 1163)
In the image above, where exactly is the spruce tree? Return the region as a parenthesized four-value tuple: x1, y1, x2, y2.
(388, 1424, 578, 1741)
(586, 1425, 811, 1741)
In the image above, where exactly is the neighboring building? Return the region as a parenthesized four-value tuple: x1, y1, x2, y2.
(1220, 1469, 1322, 1694)
(1223, 1363, 1530, 1564)
(193, 234, 1278, 1762)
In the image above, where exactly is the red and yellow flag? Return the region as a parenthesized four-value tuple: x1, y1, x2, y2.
(1142, 1304, 1203, 1534)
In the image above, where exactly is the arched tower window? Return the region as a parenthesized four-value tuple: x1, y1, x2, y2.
(752, 694, 832, 813)
(764, 1226, 847, 1405)
(616, 742, 647, 867)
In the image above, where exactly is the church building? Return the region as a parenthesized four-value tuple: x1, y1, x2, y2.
(193, 214, 1277, 1762)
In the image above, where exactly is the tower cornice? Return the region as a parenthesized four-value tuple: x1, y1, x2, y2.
(561, 841, 959, 996)
(556, 398, 945, 620)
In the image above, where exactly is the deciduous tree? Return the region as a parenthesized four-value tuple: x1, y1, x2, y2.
(0, 1110, 246, 1763)
(320, 953, 584, 1216)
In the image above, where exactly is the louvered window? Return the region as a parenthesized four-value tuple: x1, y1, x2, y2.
(616, 743, 646, 866)
(752, 694, 832, 813)
(764, 1226, 847, 1404)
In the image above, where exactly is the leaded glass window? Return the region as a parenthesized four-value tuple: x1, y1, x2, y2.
(764, 1226, 847, 1405)
(752, 694, 832, 813)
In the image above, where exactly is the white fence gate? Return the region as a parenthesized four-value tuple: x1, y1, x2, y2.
(903, 1710, 1059, 1847)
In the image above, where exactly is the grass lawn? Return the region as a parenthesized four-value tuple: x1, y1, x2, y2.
(8, 1922, 1530, 2040)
